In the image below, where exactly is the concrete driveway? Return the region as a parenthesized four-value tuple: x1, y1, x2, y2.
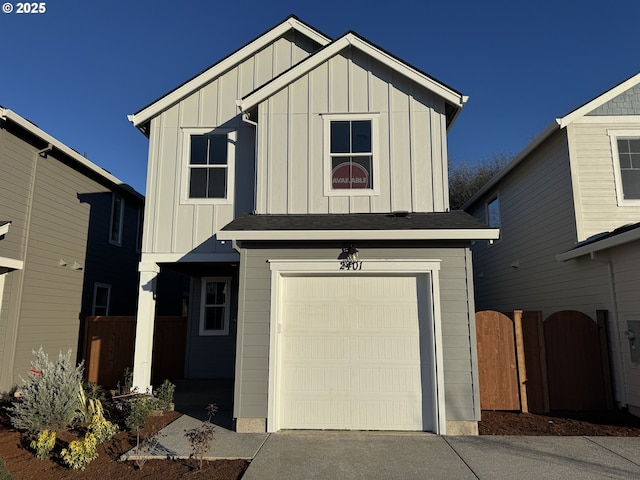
(242, 432, 640, 480)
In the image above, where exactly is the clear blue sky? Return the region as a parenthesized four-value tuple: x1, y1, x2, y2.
(2, 0, 639, 194)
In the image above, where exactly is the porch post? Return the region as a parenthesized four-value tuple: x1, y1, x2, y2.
(132, 261, 160, 392)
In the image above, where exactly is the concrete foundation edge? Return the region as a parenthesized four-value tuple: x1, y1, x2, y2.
(236, 417, 267, 433)
(445, 420, 478, 435)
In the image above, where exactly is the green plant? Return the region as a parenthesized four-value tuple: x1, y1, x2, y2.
(29, 429, 56, 459)
(7, 348, 84, 433)
(77, 384, 105, 423)
(118, 367, 133, 394)
(60, 433, 98, 470)
(184, 403, 218, 470)
(132, 423, 164, 470)
(154, 379, 175, 412)
(88, 414, 117, 444)
(82, 381, 103, 400)
(0, 457, 18, 480)
(124, 395, 154, 432)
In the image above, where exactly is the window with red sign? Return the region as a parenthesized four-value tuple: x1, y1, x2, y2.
(330, 120, 373, 190)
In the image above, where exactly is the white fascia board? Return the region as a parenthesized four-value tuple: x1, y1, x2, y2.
(217, 228, 500, 241)
(240, 33, 465, 112)
(462, 121, 560, 209)
(0, 109, 142, 200)
(556, 227, 640, 262)
(0, 256, 24, 270)
(0, 222, 10, 237)
(128, 18, 331, 128)
(558, 72, 640, 129)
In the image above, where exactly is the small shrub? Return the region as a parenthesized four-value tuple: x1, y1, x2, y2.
(118, 367, 133, 395)
(0, 457, 18, 480)
(29, 429, 56, 459)
(82, 382, 103, 400)
(88, 415, 117, 444)
(133, 424, 164, 470)
(154, 380, 175, 412)
(124, 395, 154, 432)
(184, 403, 218, 470)
(76, 385, 105, 423)
(8, 348, 84, 433)
(60, 433, 98, 470)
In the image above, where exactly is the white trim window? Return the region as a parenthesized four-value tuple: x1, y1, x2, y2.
(608, 130, 640, 205)
(92, 283, 111, 316)
(323, 114, 379, 196)
(109, 194, 124, 246)
(182, 128, 236, 204)
(199, 277, 231, 336)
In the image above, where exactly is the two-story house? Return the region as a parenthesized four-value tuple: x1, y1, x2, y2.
(464, 72, 640, 415)
(0, 107, 143, 393)
(128, 16, 498, 434)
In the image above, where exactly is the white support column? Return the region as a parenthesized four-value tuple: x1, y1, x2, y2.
(132, 261, 160, 393)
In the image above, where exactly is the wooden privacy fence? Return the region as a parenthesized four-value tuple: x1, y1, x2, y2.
(83, 316, 187, 388)
(476, 310, 613, 413)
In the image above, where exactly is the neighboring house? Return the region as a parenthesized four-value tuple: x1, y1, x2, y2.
(464, 72, 640, 415)
(0, 107, 143, 393)
(128, 16, 498, 434)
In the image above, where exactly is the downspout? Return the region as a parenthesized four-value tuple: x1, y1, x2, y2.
(589, 251, 627, 407)
(240, 110, 258, 214)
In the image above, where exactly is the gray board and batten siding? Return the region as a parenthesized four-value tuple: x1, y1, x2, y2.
(141, 30, 324, 257)
(233, 243, 480, 425)
(253, 46, 450, 215)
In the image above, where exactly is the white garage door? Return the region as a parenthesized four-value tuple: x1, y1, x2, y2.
(277, 274, 433, 431)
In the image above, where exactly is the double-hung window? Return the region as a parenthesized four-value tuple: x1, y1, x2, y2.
(323, 114, 378, 196)
(182, 129, 235, 204)
(199, 277, 231, 336)
(609, 131, 640, 204)
(92, 283, 111, 316)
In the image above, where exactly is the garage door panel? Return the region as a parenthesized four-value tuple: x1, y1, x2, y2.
(278, 274, 433, 431)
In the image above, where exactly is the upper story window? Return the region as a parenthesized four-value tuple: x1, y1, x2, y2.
(323, 114, 378, 197)
(608, 130, 640, 205)
(109, 194, 124, 246)
(181, 128, 236, 204)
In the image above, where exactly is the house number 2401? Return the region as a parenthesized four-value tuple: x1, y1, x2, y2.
(339, 260, 363, 271)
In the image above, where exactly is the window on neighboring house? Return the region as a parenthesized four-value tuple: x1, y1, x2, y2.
(323, 114, 378, 196)
(109, 195, 124, 245)
(199, 277, 231, 336)
(183, 129, 236, 203)
(486, 195, 501, 241)
(93, 283, 111, 316)
(616, 138, 640, 200)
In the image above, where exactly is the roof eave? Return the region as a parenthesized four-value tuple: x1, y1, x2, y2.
(128, 16, 331, 129)
(1, 109, 143, 200)
(556, 226, 640, 262)
(240, 32, 466, 113)
(217, 228, 500, 241)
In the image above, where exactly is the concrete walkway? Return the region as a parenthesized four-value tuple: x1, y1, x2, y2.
(122, 414, 640, 479)
(243, 433, 640, 480)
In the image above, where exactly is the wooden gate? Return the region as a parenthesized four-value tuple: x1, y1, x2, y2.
(544, 310, 611, 410)
(476, 311, 520, 410)
(83, 316, 187, 387)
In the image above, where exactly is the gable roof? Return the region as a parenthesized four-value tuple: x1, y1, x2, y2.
(128, 15, 331, 133)
(218, 211, 499, 241)
(0, 108, 142, 200)
(463, 71, 640, 209)
(239, 30, 467, 128)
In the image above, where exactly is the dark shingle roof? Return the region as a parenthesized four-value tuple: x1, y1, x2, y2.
(222, 211, 489, 231)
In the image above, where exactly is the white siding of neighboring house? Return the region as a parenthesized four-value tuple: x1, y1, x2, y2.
(568, 118, 640, 242)
(142, 31, 321, 256)
(469, 130, 612, 318)
(609, 241, 640, 411)
(254, 47, 450, 215)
